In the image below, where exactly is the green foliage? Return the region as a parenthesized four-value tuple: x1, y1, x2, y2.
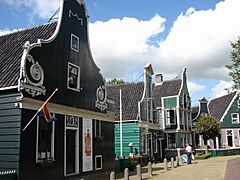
(127, 158, 138, 171)
(195, 114, 220, 145)
(226, 37, 240, 90)
(107, 78, 125, 85)
(195, 152, 211, 159)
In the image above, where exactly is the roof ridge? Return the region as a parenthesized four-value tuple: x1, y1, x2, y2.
(0, 21, 57, 38)
(107, 82, 143, 87)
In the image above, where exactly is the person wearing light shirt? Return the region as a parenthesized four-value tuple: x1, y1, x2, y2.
(185, 144, 192, 164)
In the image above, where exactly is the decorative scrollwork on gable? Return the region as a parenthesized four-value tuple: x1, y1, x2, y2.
(20, 54, 46, 97)
(95, 85, 107, 111)
(69, 10, 83, 25)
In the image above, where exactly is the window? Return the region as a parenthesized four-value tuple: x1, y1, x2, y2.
(166, 109, 176, 125)
(142, 134, 147, 154)
(95, 120, 101, 137)
(227, 129, 232, 136)
(231, 113, 239, 124)
(95, 155, 102, 170)
(168, 133, 176, 149)
(148, 99, 152, 123)
(67, 62, 80, 91)
(153, 133, 158, 153)
(183, 94, 187, 108)
(71, 34, 79, 52)
(180, 111, 183, 125)
(36, 115, 55, 163)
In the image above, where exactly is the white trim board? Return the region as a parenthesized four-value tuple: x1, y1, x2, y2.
(19, 97, 115, 122)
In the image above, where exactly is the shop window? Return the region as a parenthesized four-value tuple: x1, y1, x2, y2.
(71, 34, 79, 52)
(36, 115, 55, 164)
(95, 155, 102, 170)
(231, 113, 239, 124)
(168, 133, 176, 149)
(67, 62, 80, 91)
(166, 109, 176, 125)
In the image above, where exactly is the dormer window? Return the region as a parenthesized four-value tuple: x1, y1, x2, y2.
(67, 62, 80, 92)
(71, 34, 79, 52)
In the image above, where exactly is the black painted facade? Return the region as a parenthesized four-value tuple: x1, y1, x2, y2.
(0, 0, 114, 179)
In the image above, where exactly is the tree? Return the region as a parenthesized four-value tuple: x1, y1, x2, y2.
(226, 37, 240, 90)
(195, 114, 220, 154)
(107, 78, 125, 85)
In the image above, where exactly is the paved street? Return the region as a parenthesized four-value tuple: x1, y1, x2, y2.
(117, 155, 240, 180)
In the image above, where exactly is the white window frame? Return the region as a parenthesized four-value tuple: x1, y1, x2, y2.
(166, 109, 176, 125)
(142, 133, 147, 155)
(95, 155, 102, 170)
(71, 33, 79, 52)
(67, 62, 80, 92)
(231, 113, 239, 124)
(36, 114, 55, 163)
(64, 115, 80, 176)
(154, 133, 158, 153)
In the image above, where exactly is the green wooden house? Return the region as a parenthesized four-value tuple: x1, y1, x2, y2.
(108, 64, 163, 161)
(108, 65, 193, 160)
(0, 0, 115, 179)
(154, 68, 193, 158)
(192, 92, 240, 149)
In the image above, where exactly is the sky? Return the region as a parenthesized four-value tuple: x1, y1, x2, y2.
(1, 0, 240, 105)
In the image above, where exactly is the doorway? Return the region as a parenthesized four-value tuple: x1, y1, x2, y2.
(66, 130, 76, 174)
(226, 130, 233, 147)
(64, 115, 79, 176)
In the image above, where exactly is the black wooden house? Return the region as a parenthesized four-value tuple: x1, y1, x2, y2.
(0, 0, 115, 179)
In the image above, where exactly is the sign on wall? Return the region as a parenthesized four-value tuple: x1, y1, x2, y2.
(82, 118, 93, 172)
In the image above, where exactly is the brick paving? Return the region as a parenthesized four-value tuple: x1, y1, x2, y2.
(224, 157, 240, 180)
(116, 155, 240, 180)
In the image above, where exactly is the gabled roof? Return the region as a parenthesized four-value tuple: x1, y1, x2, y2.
(153, 79, 182, 107)
(0, 22, 57, 88)
(208, 92, 236, 121)
(107, 77, 183, 121)
(107, 82, 144, 121)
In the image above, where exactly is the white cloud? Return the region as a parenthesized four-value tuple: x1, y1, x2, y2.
(0, 28, 22, 36)
(1, 0, 239, 99)
(188, 81, 205, 94)
(210, 80, 233, 99)
(2, 0, 60, 19)
(88, 0, 240, 82)
(89, 15, 166, 79)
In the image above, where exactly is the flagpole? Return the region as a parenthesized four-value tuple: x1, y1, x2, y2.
(120, 88, 123, 157)
(22, 88, 58, 131)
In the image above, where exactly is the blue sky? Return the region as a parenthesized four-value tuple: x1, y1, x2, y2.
(1, 0, 240, 105)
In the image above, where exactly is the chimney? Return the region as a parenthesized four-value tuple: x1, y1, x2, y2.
(155, 73, 163, 86)
(199, 97, 209, 114)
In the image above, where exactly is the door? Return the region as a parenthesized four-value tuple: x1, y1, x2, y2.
(226, 130, 233, 147)
(66, 130, 76, 174)
(65, 115, 79, 176)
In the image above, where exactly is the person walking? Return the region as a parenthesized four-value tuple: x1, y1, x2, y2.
(185, 144, 192, 164)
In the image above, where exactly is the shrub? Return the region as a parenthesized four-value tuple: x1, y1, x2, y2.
(195, 153, 211, 160)
(127, 158, 138, 171)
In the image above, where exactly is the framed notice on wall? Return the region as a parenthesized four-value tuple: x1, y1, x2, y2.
(82, 118, 93, 172)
